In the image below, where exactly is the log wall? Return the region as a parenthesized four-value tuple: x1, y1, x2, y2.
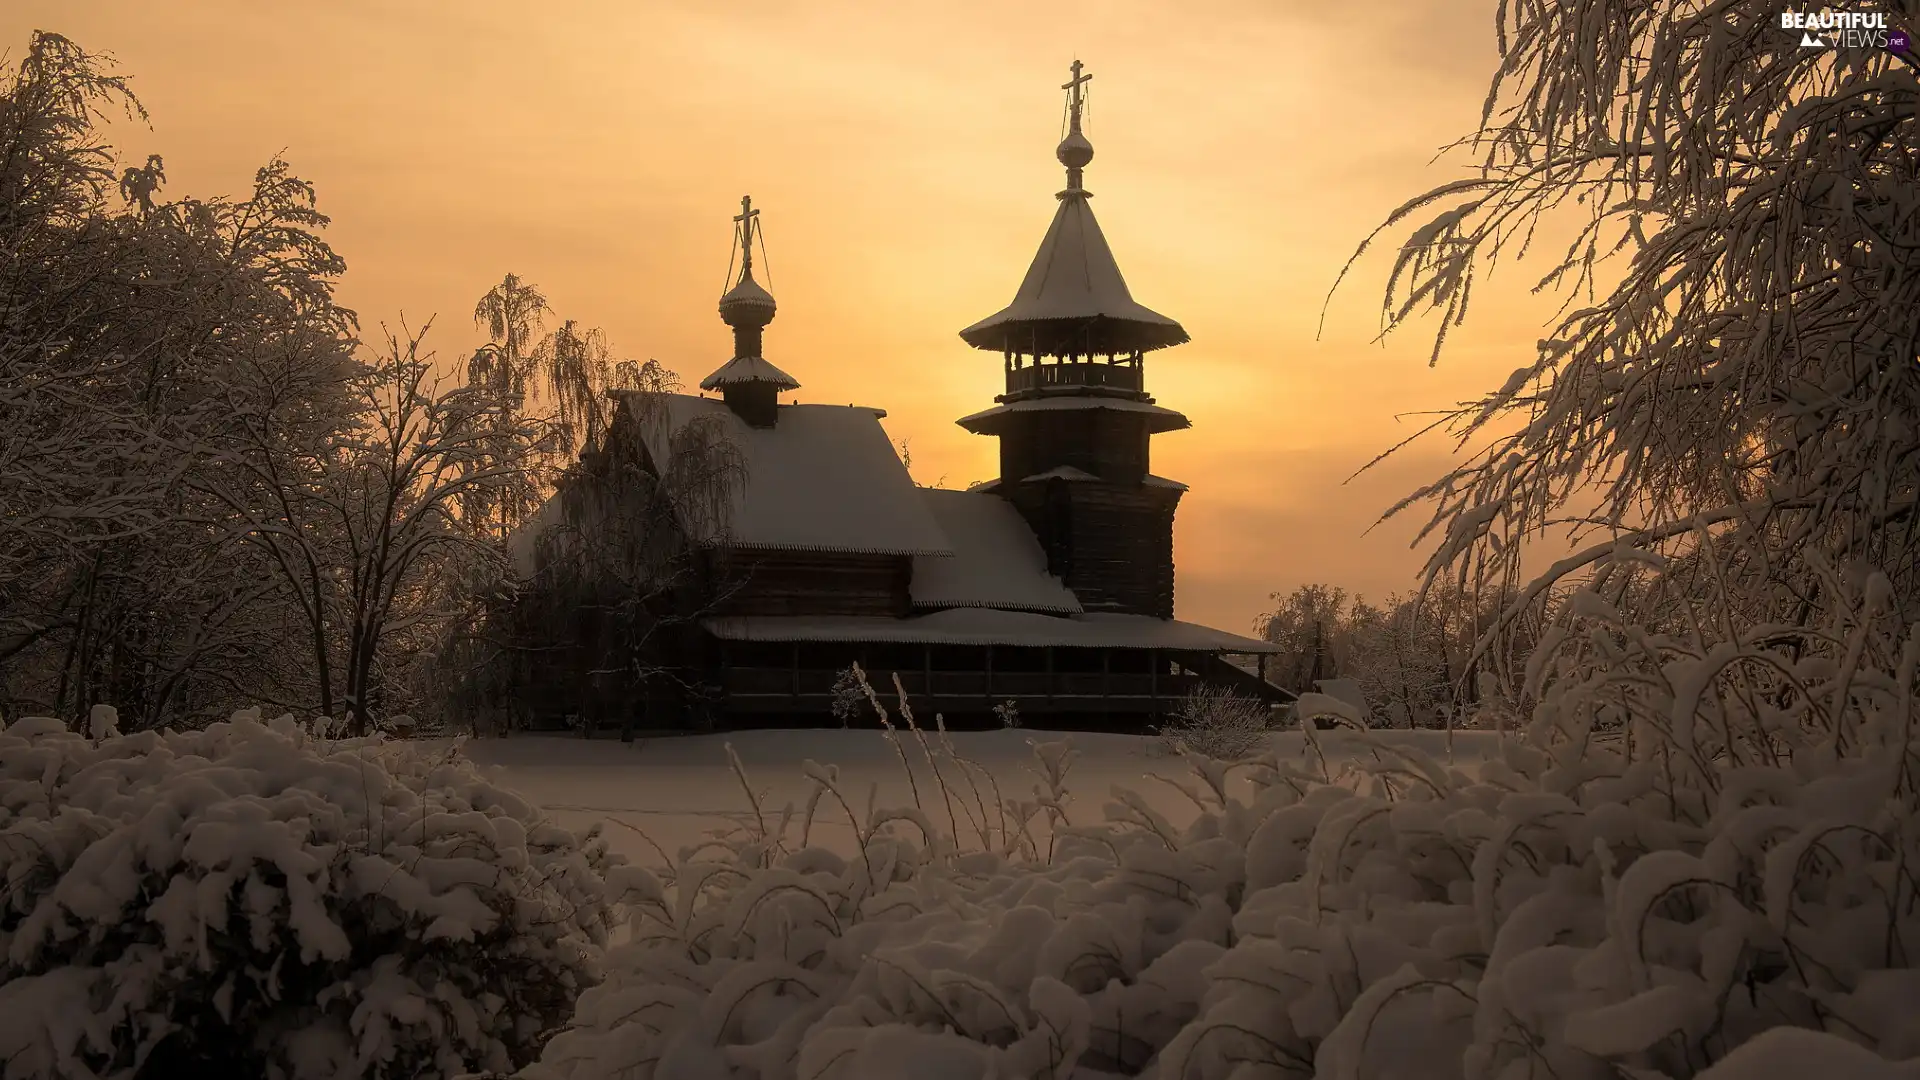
(1007, 479, 1180, 618)
(706, 550, 912, 617)
(997, 410, 1151, 484)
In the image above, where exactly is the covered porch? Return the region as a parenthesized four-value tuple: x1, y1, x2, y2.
(701, 609, 1291, 729)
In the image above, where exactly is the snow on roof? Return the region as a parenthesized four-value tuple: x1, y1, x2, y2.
(955, 395, 1191, 435)
(958, 195, 1188, 356)
(718, 274, 776, 311)
(1143, 474, 1188, 491)
(699, 355, 800, 391)
(702, 609, 1282, 652)
(1023, 466, 1099, 482)
(909, 489, 1082, 614)
(621, 393, 951, 556)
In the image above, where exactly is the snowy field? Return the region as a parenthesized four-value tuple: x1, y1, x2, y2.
(457, 727, 1505, 867)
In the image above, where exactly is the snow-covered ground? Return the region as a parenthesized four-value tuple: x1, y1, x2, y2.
(457, 727, 1503, 867)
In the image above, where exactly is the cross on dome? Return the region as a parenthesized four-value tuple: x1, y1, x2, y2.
(733, 194, 761, 280)
(1057, 60, 1095, 189)
(718, 193, 775, 329)
(1062, 60, 1091, 128)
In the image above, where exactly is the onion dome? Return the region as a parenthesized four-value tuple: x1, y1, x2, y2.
(702, 196, 794, 427)
(718, 270, 776, 330)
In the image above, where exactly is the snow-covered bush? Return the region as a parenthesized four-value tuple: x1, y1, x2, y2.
(513, 566, 1918, 1079)
(0, 708, 622, 1080)
(829, 667, 866, 727)
(1157, 683, 1273, 759)
(1166, 565, 1920, 1080)
(993, 700, 1022, 729)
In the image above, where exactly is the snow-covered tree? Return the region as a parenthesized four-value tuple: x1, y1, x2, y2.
(1254, 584, 1356, 691)
(1342, 1, 1920, 637)
(322, 324, 544, 735)
(462, 273, 554, 539)
(0, 32, 362, 727)
(1344, 593, 1451, 726)
(459, 275, 646, 540)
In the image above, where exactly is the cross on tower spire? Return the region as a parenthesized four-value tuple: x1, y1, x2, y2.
(1056, 61, 1096, 192)
(1062, 59, 1092, 134)
(733, 194, 760, 280)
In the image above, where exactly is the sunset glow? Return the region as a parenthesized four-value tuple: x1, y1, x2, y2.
(9, 0, 1572, 632)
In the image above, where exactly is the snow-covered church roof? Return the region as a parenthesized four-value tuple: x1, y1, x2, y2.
(619, 392, 952, 557)
(699, 355, 799, 391)
(958, 196, 1188, 356)
(717, 273, 775, 316)
(910, 488, 1082, 614)
(954, 394, 1191, 435)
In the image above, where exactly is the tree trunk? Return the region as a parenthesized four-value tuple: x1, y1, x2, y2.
(56, 556, 104, 719)
(345, 617, 376, 736)
(305, 558, 336, 720)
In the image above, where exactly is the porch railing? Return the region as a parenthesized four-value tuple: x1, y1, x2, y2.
(719, 666, 1197, 710)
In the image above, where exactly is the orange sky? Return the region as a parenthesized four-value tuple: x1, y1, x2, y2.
(7, 1, 1576, 636)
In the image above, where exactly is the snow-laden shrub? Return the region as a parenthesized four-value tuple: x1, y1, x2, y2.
(0, 708, 622, 1080)
(829, 667, 866, 727)
(1157, 683, 1273, 759)
(516, 568, 1919, 1079)
(993, 700, 1022, 730)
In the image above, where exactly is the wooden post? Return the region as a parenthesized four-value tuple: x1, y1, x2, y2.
(1101, 648, 1111, 701)
(985, 645, 994, 704)
(923, 643, 932, 707)
(1149, 649, 1159, 704)
(790, 641, 799, 704)
(1258, 653, 1268, 687)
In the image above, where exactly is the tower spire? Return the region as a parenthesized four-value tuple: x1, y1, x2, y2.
(1058, 60, 1095, 193)
(957, 61, 1186, 359)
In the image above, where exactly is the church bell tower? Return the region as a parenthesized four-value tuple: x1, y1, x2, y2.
(956, 62, 1190, 618)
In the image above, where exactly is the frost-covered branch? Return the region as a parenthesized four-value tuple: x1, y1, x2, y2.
(1337, 1, 1920, 650)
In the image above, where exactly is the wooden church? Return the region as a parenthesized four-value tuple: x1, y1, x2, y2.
(508, 63, 1287, 731)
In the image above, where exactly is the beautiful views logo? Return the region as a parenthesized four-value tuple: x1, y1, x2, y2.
(1779, 10, 1908, 50)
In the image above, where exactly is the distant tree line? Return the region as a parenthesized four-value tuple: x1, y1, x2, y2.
(1253, 579, 1560, 727)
